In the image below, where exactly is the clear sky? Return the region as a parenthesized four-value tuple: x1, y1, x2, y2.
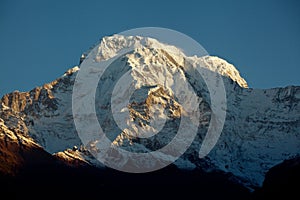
(0, 0, 299, 97)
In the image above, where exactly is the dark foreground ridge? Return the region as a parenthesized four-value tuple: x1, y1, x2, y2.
(1, 159, 251, 199)
(1, 147, 299, 200)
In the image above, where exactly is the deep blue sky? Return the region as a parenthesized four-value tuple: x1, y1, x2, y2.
(1, 0, 299, 97)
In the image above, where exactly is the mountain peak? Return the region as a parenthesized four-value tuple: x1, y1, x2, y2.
(1, 34, 299, 193)
(81, 34, 248, 88)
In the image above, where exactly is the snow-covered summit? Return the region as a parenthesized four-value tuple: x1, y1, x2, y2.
(91, 34, 248, 88)
(95, 35, 184, 61)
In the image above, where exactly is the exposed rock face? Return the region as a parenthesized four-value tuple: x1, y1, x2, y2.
(0, 108, 61, 176)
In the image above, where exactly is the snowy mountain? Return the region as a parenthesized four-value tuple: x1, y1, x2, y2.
(0, 35, 299, 195)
